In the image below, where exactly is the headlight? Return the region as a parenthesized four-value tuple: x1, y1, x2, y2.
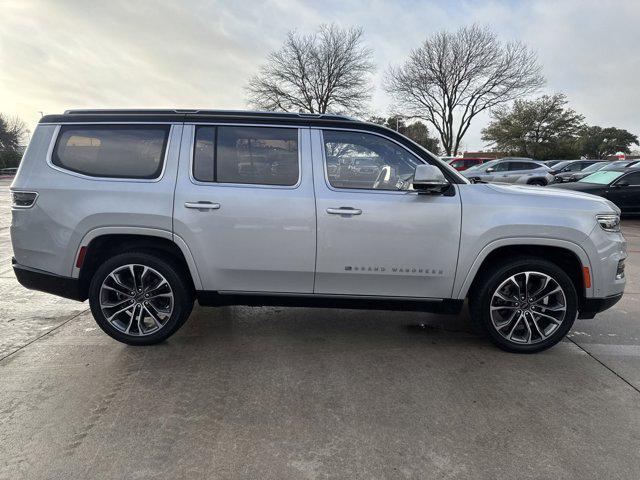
(596, 213, 621, 232)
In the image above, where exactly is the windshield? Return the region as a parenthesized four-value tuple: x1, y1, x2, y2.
(579, 171, 624, 185)
(551, 161, 572, 171)
(581, 162, 606, 174)
(601, 161, 629, 171)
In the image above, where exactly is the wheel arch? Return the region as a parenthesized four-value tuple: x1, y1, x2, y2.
(456, 239, 592, 301)
(73, 227, 203, 300)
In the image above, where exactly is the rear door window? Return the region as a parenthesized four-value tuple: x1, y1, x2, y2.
(52, 125, 170, 179)
(509, 162, 537, 171)
(193, 126, 299, 186)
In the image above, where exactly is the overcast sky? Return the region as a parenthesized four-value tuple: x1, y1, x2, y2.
(1, 0, 639, 151)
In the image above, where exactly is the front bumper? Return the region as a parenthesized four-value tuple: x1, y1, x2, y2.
(12, 258, 85, 301)
(578, 293, 623, 319)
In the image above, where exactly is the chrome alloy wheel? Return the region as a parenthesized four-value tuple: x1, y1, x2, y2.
(99, 264, 174, 336)
(489, 271, 567, 345)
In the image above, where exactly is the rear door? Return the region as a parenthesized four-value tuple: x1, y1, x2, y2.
(311, 128, 462, 299)
(173, 124, 316, 293)
(504, 161, 538, 182)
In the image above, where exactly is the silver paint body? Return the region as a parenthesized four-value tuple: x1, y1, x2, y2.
(11, 122, 626, 303)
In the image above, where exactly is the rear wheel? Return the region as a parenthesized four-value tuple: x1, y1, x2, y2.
(469, 256, 578, 353)
(89, 252, 193, 345)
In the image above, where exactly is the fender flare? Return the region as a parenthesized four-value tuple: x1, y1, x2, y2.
(71, 226, 203, 290)
(454, 237, 593, 299)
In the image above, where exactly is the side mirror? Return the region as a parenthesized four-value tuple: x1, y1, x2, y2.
(485, 167, 495, 173)
(614, 181, 629, 188)
(412, 164, 450, 194)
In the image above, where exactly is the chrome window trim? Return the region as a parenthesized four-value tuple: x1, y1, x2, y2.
(187, 123, 304, 190)
(45, 124, 174, 183)
(318, 127, 431, 196)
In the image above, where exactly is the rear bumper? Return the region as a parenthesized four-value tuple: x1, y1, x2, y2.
(12, 258, 85, 301)
(578, 293, 623, 319)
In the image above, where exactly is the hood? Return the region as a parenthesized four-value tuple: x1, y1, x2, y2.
(547, 182, 604, 193)
(481, 183, 619, 214)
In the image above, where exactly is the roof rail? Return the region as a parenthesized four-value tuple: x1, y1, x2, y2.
(62, 108, 357, 121)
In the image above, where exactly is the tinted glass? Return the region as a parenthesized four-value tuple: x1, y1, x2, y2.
(492, 162, 509, 172)
(618, 172, 640, 185)
(509, 162, 538, 171)
(323, 130, 422, 190)
(53, 126, 169, 178)
(193, 126, 215, 182)
(216, 127, 298, 186)
(562, 162, 583, 172)
(581, 162, 606, 173)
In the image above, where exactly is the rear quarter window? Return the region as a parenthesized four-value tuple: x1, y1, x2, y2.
(52, 125, 170, 179)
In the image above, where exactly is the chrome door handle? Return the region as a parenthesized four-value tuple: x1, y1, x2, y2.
(326, 207, 362, 216)
(184, 201, 220, 210)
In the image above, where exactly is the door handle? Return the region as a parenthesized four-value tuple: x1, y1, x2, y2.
(326, 207, 362, 216)
(184, 201, 221, 210)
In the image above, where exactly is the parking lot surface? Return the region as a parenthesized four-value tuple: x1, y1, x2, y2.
(1, 178, 639, 479)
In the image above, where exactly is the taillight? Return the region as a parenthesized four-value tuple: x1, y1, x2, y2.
(11, 191, 38, 208)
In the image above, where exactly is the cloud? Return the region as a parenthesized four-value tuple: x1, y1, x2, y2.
(1, 0, 639, 151)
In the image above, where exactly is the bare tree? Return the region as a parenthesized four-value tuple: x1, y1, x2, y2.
(246, 24, 375, 115)
(0, 114, 28, 152)
(385, 25, 545, 156)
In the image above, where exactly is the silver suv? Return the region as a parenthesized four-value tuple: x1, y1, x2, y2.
(10, 110, 626, 353)
(463, 158, 555, 186)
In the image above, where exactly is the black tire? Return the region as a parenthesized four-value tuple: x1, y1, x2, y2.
(469, 256, 578, 353)
(89, 251, 194, 346)
(528, 179, 546, 186)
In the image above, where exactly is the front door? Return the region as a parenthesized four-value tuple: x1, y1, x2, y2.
(173, 124, 316, 293)
(311, 128, 462, 299)
(606, 172, 640, 214)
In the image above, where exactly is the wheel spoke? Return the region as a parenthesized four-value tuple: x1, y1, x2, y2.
(107, 274, 133, 296)
(129, 265, 138, 292)
(106, 303, 134, 321)
(144, 304, 164, 330)
(530, 315, 547, 340)
(102, 298, 133, 310)
(534, 311, 562, 324)
(136, 304, 145, 334)
(139, 266, 149, 291)
(124, 305, 137, 333)
(495, 309, 518, 330)
(507, 313, 524, 340)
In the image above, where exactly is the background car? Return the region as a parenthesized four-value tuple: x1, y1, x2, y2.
(552, 160, 606, 182)
(550, 167, 640, 214)
(447, 157, 493, 171)
(0, 167, 18, 176)
(462, 158, 555, 185)
(542, 160, 566, 168)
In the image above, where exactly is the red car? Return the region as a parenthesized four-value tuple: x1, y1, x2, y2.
(447, 157, 493, 171)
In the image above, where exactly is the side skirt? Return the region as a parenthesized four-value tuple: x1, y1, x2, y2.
(196, 291, 464, 314)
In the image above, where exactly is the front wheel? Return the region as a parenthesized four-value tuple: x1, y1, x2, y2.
(469, 257, 578, 353)
(527, 179, 547, 186)
(89, 252, 194, 345)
